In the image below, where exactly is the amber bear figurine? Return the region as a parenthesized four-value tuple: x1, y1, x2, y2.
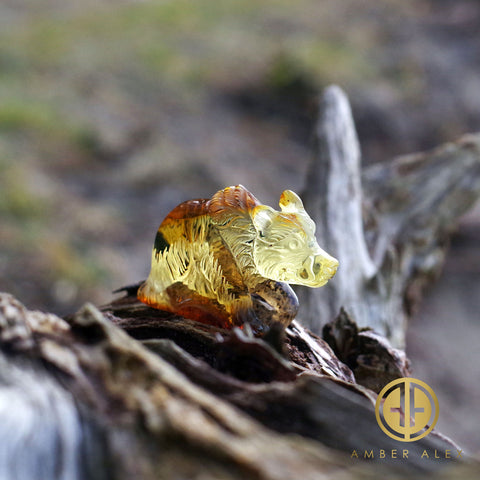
(138, 185, 338, 332)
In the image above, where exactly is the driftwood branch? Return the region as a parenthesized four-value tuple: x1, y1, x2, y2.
(299, 86, 480, 347)
(1, 86, 480, 479)
(0, 293, 467, 480)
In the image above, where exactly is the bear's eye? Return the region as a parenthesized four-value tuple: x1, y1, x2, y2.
(289, 239, 300, 249)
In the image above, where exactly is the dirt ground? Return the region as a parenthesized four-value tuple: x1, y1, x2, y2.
(1, 0, 479, 455)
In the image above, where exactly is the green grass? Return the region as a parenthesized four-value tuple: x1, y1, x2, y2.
(0, 0, 373, 94)
(0, 164, 48, 220)
(0, 100, 60, 133)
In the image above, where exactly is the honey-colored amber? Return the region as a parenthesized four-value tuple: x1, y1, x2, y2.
(138, 185, 338, 332)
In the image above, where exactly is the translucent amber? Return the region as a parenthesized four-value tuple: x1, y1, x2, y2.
(137, 185, 338, 332)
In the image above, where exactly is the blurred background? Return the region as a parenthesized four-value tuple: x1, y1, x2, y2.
(1, 0, 479, 453)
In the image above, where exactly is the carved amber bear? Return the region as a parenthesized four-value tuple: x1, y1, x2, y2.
(138, 185, 338, 332)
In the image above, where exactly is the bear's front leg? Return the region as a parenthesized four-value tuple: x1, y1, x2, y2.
(250, 280, 299, 329)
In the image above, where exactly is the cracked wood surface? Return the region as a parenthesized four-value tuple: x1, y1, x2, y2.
(0, 292, 469, 480)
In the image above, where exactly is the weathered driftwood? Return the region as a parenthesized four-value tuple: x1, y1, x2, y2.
(0, 293, 469, 480)
(299, 86, 480, 347)
(1, 86, 480, 480)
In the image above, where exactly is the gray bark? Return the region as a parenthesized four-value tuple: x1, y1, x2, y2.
(299, 86, 480, 347)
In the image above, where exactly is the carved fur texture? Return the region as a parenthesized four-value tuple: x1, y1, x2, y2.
(138, 185, 338, 331)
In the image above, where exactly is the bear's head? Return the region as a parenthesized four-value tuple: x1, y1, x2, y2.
(252, 190, 338, 287)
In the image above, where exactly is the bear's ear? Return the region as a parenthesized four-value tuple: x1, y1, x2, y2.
(252, 205, 276, 237)
(279, 190, 305, 213)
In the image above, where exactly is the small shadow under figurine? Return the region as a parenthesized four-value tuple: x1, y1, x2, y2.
(137, 185, 338, 333)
